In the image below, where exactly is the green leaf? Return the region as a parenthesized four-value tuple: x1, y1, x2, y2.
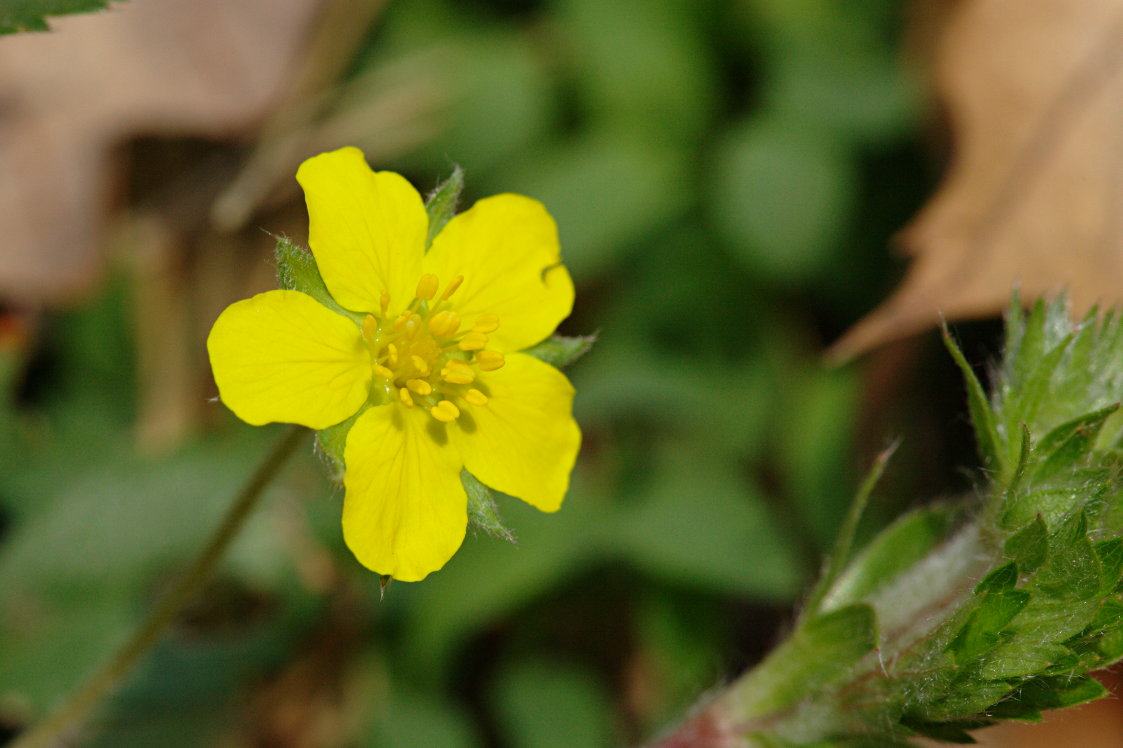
(942, 326, 1002, 475)
(1004, 516, 1048, 574)
(819, 504, 954, 611)
(522, 334, 597, 368)
(910, 681, 1017, 722)
(462, 470, 513, 542)
(274, 236, 362, 323)
(900, 718, 992, 744)
(1094, 538, 1123, 595)
(974, 562, 1019, 594)
(732, 604, 876, 721)
(1034, 511, 1100, 602)
(0, 0, 109, 33)
(425, 165, 464, 249)
(978, 642, 1073, 680)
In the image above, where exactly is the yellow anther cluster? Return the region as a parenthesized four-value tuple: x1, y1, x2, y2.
(361, 273, 506, 423)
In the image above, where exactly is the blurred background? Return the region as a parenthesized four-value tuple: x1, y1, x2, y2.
(2, 0, 1115, 746)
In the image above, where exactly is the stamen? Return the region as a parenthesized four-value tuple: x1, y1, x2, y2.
(430, 400, 460, 422)
(387, 343, 399, 367)
(373, 364, 395, 380)
(410, 355, 431, 377)
(473, 314, 500, 333)
(428, 311, 461, 339)
(441, 360, 475, 384)
(464, 388, 488, 406)
(416, 273, 439, 300)
(476, 350, 505, 371)
(399, 387, 414, 407)
(458, 332, 488, 351)
(440, 275, 464, 301)
(393, 313, 411, 332)
(380, 290, 391, 317)
(362, 314, 377, 340)
(407, 379, 432, 395)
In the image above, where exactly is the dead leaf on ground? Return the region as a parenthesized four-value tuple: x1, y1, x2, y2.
(833, 0, 1123, 360)
(0, 0, 325, 307)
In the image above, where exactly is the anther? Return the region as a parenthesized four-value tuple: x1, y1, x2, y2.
(439, 275, 464, 301)
(373, 364, 395, 380)
(464, 388, 488, 406)
(458, 332, 488, 351)
(410, 355, 431, 376)
(380, 290, 391, 316)
(362, 314, 377, 340)
(399, 387, 414, 407)
(430, 400, 460, 423)
(387, 343, 399, 367)
(476, 350, 505, 371)
(416, 273, 439, 300)
(473, 314, 500, 334)
(441, 360, 475, 384)
(428, 310, 461, 339)
(407, 379, 432, 396)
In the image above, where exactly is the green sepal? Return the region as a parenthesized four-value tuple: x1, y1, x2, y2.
(274, 236, 363, 323)
(974, 562, 1019, 594)
(462, 469, 514, 542)
(315, 406, 368, 481)
(425, 165, 464, 249)
(522, 334, 597, 368)
(1004, 516, 1048, 574)
(732, 604, 877, 721)
(978, 642, 1074, 680)
(816, 505, 954, 612)
(910, 681, 1016, 722)
(942, 325, 1002, 476)
(1031, 404, 1119, 482)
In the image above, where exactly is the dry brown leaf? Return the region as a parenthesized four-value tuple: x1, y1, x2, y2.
(833, 0, 1123, 360)
(0, 0, 324, 307)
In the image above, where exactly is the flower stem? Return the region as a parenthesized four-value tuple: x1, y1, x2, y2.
(11, 424, 307, 748)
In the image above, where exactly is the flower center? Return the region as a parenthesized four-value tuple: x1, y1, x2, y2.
(362, 273, 505, 422)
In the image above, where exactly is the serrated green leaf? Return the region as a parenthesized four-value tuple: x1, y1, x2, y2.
(522, 334, 596, 368)
(978, 642, 1073, 680)
(951, 591, 1029, 663)
(0, 0, 109, 33)
(425, 166, 464, 249)
(942, 326, 1001, 476)
(1034, 511, 1100, 602)
(818, 504, 954, 612)
(274, 237, 362, 323)
(974, 562, 1019, 595)
(732, 604, 877, 721)
(1004, 517, 1048, 574)
(462, 470, 514, 542)
(999, 674, 1107, 713)
(1032, 405, 1119, 481)
(911, 681, 1016, 722)
(1095, 538, 1123, 595)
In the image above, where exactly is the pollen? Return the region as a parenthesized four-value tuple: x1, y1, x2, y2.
(430, 399, 460, 422)
(441, 360, 475, 384)
(399, 387, 414, 407)
(407, 378, 432, 395)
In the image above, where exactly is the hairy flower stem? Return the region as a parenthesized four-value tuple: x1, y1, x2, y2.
(11, 424, 307, 748)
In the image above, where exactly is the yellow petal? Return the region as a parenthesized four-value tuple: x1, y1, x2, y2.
(207, 290, 370, 429)
(424, 194, 574, 351)
(297, 147, 427, 316)
(342, 404, 467, 581)
(450, 353, 580, 512)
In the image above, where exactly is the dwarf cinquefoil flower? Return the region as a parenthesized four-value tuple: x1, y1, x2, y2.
(206, 147, 580, 581)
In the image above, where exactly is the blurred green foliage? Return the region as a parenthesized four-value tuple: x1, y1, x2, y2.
(0, 0, 928, 745)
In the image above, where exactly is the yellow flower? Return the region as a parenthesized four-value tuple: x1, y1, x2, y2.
(206, 147, 581, 581)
